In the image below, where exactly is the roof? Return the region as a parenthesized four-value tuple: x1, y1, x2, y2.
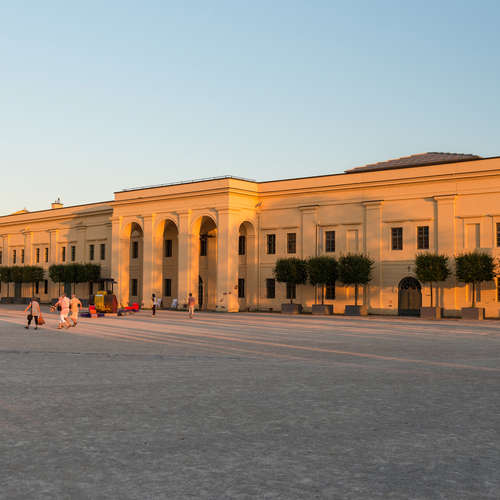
(345, 152, 482, 173)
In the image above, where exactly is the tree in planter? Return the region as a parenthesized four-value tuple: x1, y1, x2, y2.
(10, 266, 24, 297)
(455, 252, 496, 308)
(49, 264, 66, 295)
(273, 258, 308, 304)
(415, 253, 450, 307)
(307, 256, 337, 304)
(22, 266, 45, 297)
(0, 266, 12, 298)
(338, 254, 374, 307)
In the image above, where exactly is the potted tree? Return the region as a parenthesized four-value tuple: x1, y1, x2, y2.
(308, 256, 337, 315)
(49, 264, 65, 302)
(415, 253, 450, 319)
(338, 254, 374, 316)
(455, 252, 496, 320)
(10, 266, 25, 303)
(22, 266, 45, 299)
(273, 258, 308, 314)
(0, 266, 12, 303)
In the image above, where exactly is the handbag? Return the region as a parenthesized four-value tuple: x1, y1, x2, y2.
(37, 314, 46, 326)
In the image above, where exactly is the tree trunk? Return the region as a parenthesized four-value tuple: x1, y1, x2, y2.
(321, 284, 325, 305)
(430, 282, 433, 308)
(471, 282, 476, 308)
(354, 284, 358, 306)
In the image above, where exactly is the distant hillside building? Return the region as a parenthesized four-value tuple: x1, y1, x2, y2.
(1, 153, 499, 317)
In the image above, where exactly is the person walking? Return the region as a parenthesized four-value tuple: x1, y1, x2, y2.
(188, 292, 196, 319)
(152, 293, 157, 316)
(24, 298, 41, 330)
(51, 293, 71, 329)
(68, 294, 82, 327)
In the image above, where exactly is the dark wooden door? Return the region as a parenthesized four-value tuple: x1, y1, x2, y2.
(398, 277, 422, 316)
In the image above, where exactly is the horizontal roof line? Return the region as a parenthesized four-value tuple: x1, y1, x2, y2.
(117, 175, 256, 193)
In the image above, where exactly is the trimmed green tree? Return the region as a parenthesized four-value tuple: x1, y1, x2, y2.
(0, 266, 12, 298)
(338, 254, 374, 306)
(22, 266, 45, 296)
(307, 256, 337, 304)
(415, 254, 450, 307)
(49, 264, 66, 295)
(273, 258, 308, 304)
(455, 252, 496, 307)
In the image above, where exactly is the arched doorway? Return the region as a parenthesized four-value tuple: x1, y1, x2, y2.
(191, 216, 217, 310)
(238, 221, 256, 311)
(398, 277, 422, 316)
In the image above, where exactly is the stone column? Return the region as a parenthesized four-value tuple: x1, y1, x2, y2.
(299, 206, 318, 307)
(23, 231, 33, 265)
(177, 211, 193, 307)
(141, 214, 157, 308)
(363, 201, 383, 311)
(246, 231, 258, 309)
(216, 209, 240, 312)
(76, 225, 86, 263)
(111, 216, 127, 307)
(434, 195, 457, 310)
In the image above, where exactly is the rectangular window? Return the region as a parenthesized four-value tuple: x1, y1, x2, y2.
(132, 241, 139, 259)
(100, 243, 106, 260)
(266, 234, 276, 254)
(391, 227, 403, 250)
(238, 235, 246, 255)
(89, 244, 95, 260)
(0, 250, 2, 264)
(13, 249, 17, 264)
(71, 245, 76, 262)
(35, 281, 39, 294)
(325, 231, 335, 252)
(286, 283, 296, 300)
(21, 249, 25, 264)
(200, 236, 208, 256)
(164, 278, 172, 297)
(165, 239, 173, 258)
(36, 247, 40, 263)
(61, 247, 66, 262)
(417, 226, 429, 250)
(325, 282, 336, 300)
(44, 280, 48, 294)
(497, 223, 500, 248)
(44, 247, 49, 263)
(238, 278, 245, 298)
(266, 278, 275, 299)
(287, 233, 296, 254)
(131, 279, 138, 297)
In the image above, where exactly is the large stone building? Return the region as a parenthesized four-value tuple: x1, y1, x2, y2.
(1, 153, 499, 317)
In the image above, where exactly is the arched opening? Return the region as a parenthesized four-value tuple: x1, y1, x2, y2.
(398, 276, 422, 316)
(191, 216, 217, 309)
(238, 221, 256, 311)
(161, 220, 179, 307)
(129, 222, 144, 305)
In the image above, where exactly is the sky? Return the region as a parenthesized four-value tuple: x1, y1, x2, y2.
(1, 0, 499, 214)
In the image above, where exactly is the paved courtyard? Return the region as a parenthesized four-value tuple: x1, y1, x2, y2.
(1, 305, 500, 499)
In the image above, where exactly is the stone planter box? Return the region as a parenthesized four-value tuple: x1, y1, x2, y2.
(344, 305, 368, 316)
(420, 306, 442, 320)
(461, 307, 485, 320)
(312, 304, 333, 315)
(281, 303, 303, 314)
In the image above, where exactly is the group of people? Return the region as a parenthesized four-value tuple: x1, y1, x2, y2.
(151, 292, 197, 318)
(24, 293, 82, 330)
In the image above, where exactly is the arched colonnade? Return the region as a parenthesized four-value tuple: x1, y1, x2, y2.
(110, 211, 257, 312)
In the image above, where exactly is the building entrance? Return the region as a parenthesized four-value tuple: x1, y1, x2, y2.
(398, 277, 422, 316)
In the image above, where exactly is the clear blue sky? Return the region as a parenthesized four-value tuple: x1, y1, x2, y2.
(1, 1, 499, 214)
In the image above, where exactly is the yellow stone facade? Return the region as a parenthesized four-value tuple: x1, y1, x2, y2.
(1, 156, 500, 316)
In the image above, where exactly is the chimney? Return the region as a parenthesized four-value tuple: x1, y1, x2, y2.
(51, 197, 63, 209)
